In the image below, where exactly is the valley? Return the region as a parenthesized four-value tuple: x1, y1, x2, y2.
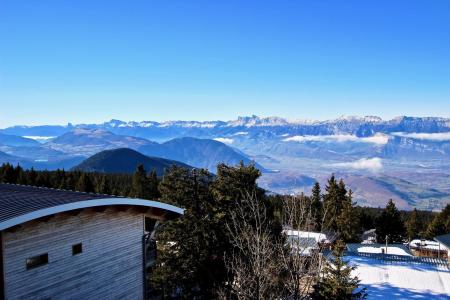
(1, 115, 449, 211)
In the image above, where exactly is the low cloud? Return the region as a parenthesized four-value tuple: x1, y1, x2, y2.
(331, 157, 383, 172)
(233, 131, 248, 136)
(283, 133, 389, 145)
(214, 137, 234, 145)
(392, 132, 450, 141)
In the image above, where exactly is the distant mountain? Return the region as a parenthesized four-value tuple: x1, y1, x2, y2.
(0, 133, 40, 147)
(73, 148, 192, 175)
(0, 150, 22, 164)
(2, 115, 449, 140)
(2, 116, 450, 210)
(338, 175, 450, 211)
(45, 128, 156, 156)
(138, 137, 266, 172)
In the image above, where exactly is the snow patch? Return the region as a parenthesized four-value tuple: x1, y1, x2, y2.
(357, 246, 412, 256)
(23, 136, 56, 142)
(392, 132, 450, 142)
(331, 158, 383, 172)
(233, 131, 248, 136)
(282, 133, 389, 145)
(214, 137, 234, 145)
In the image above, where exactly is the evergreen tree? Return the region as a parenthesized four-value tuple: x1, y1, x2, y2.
(97, 175, 111, 195)
(152, 166, 217, 298)
(323, 177, 360, 241)
(336, 190, 360, 242)
(0, 163, 17, 183)
(323, 175, 341, 232)
(375, 200, 405, 243)
(27, 167, 38, 186)
(425, 204, 450, 238)
(35, 171, 51, 187)
(312, 240, 367, 300)
(147, 169, 160, 199)
(406, 208, 422, 240)
(358, 209, 375, 231)
(75, 172, 95, 193)
(129, 164, 152, 199)
(311, 182, 323, 231)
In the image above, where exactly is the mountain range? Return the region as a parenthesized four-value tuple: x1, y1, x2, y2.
(1, 115, 449, 210)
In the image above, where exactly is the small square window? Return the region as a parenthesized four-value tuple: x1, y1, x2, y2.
(72, 243, 83, 255)
(26, 253, 48, 270)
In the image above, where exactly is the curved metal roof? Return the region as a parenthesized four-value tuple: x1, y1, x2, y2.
(0, 183, 183, 230)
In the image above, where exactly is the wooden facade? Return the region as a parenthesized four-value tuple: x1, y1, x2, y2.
(2, 208, 147, 300)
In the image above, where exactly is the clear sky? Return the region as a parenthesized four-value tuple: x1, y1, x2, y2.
(1, 0, 449, 128)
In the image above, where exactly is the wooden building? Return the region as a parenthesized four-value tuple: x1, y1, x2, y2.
(409, 239, 448, 260)
(434, 234, 450, 262)
(0, 183, 183, 300)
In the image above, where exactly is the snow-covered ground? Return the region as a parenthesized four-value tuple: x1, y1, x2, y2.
(348, 255, 450, 299)
(357, 246, 412, 256)
(347, 243, 413, 256)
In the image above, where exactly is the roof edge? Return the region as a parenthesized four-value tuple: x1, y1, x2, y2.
(0, 198, 184, 231)
(434, 233, 450, 248)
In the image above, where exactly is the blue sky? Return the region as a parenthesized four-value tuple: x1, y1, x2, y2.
(1, 0, 449, 127)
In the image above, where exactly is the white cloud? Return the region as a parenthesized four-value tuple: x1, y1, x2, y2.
(214, 137, 234, 145)
(283, 133, 389, 145)
(391, 132, 450, 141)
(361, 133, 390, 145)
(233, 131, 248, 136)
(331, 157, 383, 172)
(23, 136, 56, 142)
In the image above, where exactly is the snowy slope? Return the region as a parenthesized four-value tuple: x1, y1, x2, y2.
(348, 255, 450, 299)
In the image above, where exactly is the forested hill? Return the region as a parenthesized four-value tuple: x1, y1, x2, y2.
(72, 148, 193, 175)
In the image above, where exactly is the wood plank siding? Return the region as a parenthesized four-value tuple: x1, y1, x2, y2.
(2, 208, 145, 300)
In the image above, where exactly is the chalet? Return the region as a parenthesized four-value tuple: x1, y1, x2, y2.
(283, 229, 332, 255)
(434, 233, 450, 262)
(408, 239, 448, 260)
(0, 183, 183, 300)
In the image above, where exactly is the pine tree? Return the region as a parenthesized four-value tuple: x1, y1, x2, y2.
(323, 175, 341, 232)
(0, 163, 17, 183)
(147, 169, 160, 199)
(129, 164, 152, 199)
(311, 182, 323, 231)
(152, 166, 217, 298)
(97, 175, 111, 195)
(337, 190, 360, 242)
(27, 167, 38, 186)
(425, 204, 450, 238)
(75, 173, 95, 193)
(375, 200, 405, 243)
(406, 208, 422, 240)
(312, 240, 367, 300)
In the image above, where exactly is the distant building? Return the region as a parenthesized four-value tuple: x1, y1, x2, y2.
(0, 183, 183, 300)
(283, 229, 332, 255)
(434, 233, 450, 262)
(409, 239, 448, 259)
(361, 229, 377, 244)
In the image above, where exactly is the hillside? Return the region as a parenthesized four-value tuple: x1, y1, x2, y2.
(46, 128, 156, 156)
(138, 137, 266, 172)
(0, 133, 40, 147)
(72, 148, 192, 175)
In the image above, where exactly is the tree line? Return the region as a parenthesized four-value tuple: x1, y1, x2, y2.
(1, 162, 448, 299)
